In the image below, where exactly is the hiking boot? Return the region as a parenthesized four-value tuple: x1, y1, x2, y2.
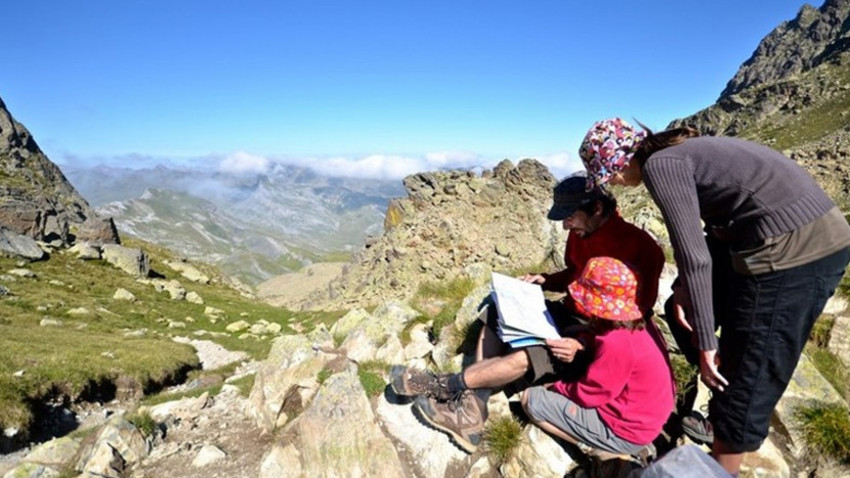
(681, 410, 714, 445)
(413, 390, 488, 453)
(390, 367, 453, 400)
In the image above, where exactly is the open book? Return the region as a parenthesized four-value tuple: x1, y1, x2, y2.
(490, 272, 561, 348)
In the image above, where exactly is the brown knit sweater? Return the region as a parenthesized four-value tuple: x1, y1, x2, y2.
(642, 136, 836, 350)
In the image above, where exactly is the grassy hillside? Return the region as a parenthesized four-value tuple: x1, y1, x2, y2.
(0, 237, 345, 433)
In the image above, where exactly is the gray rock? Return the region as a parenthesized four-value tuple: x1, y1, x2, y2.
(191, 444, 226, 467)
(287, 368, 404, 477)
(0, 227, 44, 261)
(501, 425, 574, 478)
(1, 463, 60, 478)
(259, 444, 302, 478)
(375, 392, 467, 478)
(246, 334, 334, 432)
(75, 217, 120, 247)
(164, 259, 210, 284)
(774, 353, 849, 458)
(75, 416, 148, 477)
(68, 241, 101, 260)
(24, 436, 81, 467)
(113, 288, 135, 302)
(828, 315, 850, 370)
(185, 291, 204, 304)
(101, 244, 150, 277)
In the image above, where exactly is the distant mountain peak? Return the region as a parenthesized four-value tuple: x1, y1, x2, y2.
(720, 0, 850, 98)
(0, 94, 96, 244)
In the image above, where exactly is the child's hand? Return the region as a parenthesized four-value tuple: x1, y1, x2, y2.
(546, 337, 584, 363)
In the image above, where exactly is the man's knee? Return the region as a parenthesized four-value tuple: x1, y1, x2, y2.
(506, 349, 531, 372)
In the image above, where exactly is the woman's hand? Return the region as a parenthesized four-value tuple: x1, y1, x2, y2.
(520, 274, 546, 285)
(672, 283, 693, 332)
(546, 337, 584, 363)
(699, 349, 729, 392)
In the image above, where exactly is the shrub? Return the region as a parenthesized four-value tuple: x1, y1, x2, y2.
(669, 353, 698, 405)
(484, 416, 524, 464)
(127, 410, 158, 437)
(357, 360, 389, 398)
(797, 404, 850, 464)
(412, 276, 476, 338)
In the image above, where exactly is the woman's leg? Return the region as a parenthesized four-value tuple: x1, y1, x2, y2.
(710, 248, 849, 474)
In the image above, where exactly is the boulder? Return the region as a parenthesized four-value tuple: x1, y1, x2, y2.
(501, 425, 574, 478)
(773, 353, 849, 458)
(191, 444, 226, 467)
(286, 368, 404, 477)
(75, 416, 148, 477)
(75, 217, 120, 246)
(101, 245, 150, 277)
(246, 334, 336, 432)
(23, 436, 80, 467)
(374, 390, 468, 478)
(0, 227, 44, 261)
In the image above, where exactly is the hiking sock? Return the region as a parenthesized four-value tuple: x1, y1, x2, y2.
(473, 388, 491, 403)
(446, 371, 469, 393)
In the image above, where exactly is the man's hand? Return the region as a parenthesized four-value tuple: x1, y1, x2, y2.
(699, 349, 729, 392)
(546, 337, 584, 363)
(520, 274, 546, 284)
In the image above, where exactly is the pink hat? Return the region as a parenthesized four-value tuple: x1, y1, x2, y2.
(568, 256, 642, 321)
(579, 118, 646, 189)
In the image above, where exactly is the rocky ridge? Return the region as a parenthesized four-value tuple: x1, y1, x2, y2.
(671, 0, 850, 208)
(0, 96, 100, 247)
(277, 160, 565, 311)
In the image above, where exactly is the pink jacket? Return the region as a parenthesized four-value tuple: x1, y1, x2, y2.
(551, 327, 674, 445)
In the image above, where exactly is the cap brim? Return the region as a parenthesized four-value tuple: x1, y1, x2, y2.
(547, 204, 577, 221)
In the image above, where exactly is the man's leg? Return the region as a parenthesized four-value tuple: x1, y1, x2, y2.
(463, 350, 529, 389)
(476, 321, 506, 363)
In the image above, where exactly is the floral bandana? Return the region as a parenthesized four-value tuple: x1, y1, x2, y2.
(568, 256, 642, 321)
(579, 118, 646, 190)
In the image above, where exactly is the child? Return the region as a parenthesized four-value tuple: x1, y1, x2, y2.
(522, 256, 674, 457)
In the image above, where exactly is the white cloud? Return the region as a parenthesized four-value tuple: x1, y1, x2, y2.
(218, 151, 270, 175)
(530, 152, 584, 180)
(309, 154, 426, 180)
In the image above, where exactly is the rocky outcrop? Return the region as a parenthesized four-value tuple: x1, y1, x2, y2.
(291, 159, 564, 311)
(720, 0, 850, 98)
(0, 95, 96, 245)
(669, 0, 850, 213)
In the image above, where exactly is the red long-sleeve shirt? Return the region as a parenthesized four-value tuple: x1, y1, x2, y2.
(542, 212, 664, 317)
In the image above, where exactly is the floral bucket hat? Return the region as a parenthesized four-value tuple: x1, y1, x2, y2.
(568, 256, 642, 321)
(579, 118, 646, 190)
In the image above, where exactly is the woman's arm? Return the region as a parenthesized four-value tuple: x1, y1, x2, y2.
(641, 156, 717, 351)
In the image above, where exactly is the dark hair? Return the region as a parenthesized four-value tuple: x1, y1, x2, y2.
(633, 122, 700, 166)
(576, 189, 618, 217)
(590, 317, 646, 333)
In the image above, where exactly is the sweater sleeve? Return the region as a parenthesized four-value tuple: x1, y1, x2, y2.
(557, 334, 632, 408)
(642, 156, 718, 351)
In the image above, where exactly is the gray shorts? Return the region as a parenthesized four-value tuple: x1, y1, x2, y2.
(524, 386, 644, 454)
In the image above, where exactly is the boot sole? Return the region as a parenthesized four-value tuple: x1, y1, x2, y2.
(412, 397, 478, 453)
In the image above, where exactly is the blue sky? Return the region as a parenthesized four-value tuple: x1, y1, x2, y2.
(2, 0, 820, 180)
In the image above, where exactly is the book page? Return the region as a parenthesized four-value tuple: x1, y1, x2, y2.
(491, 272, 560, 341)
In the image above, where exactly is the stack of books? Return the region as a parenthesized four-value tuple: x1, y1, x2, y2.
(490, 272, 561, 348)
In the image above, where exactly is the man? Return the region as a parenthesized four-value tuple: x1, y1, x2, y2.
(392, 175, 667, 453)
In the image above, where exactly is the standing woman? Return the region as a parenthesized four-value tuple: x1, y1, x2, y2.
(578, 117, 850, 475)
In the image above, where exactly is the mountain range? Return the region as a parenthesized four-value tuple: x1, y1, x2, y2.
(1, 1, 850, 476)
(62, 163, 404, 285)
